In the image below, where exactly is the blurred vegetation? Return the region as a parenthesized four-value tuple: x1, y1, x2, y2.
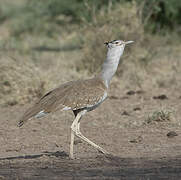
(78, 2, 144, 74)
(145, 110, 172, 124)
(0, 0, 181, 106)
(138, 0, 181, 33)
(0, 0, 181, 36)
(0, 0, 123, 36)
(0, 55, 44, 105)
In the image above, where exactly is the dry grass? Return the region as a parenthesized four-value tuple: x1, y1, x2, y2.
(145, 110, 172, 124)
(78, 2, 144, 75)
(78, 2, 181, 90)
(0, 48, 84, 106)
(0, 54, 44, 105)
(0, 1, 181, 107)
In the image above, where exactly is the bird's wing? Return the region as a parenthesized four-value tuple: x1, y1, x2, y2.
(18, 77, 107, 127)
(18, 81, 73, 126)
(62, 78, 107, 110)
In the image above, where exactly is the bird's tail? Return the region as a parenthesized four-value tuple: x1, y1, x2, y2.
(18, 104, 42, 127)
(18, 119, 25, 127)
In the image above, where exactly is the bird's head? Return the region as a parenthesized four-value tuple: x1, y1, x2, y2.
(104, 40, 134, 49)
(104, 40, 134, 58)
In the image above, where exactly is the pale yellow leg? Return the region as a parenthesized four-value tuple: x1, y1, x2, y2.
(70, 111, 109, 159)
(75, 124, 109, 155)
(70, 130, 75, 159)
(70, 113, 82, 159)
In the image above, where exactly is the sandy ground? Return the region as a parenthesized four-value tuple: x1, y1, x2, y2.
(0, 84, 181, 179)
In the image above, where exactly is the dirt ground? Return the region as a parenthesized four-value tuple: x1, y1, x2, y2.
(0, 84, 181, 179)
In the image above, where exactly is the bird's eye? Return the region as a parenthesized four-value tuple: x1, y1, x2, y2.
(115, 42, 119, 44)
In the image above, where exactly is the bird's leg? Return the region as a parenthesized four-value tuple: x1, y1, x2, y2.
(75, 117, 109, 155)
(77, 121, 80, 132)
(70, 113, 82, 159)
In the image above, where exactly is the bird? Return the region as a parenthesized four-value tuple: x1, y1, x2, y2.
(18, 39, 134, 159)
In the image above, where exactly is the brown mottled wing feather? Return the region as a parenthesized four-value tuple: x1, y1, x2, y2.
(18, 77, 107, 127)
(62, 77, 107, 110)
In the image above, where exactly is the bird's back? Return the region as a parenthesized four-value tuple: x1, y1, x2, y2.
(18, 77, 107, 126)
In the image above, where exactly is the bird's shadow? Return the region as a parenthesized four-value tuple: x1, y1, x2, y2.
(0, 152, 181, 179)
(0, 151, 68, 161)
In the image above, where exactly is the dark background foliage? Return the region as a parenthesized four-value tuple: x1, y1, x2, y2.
(0, 0, 181, 36)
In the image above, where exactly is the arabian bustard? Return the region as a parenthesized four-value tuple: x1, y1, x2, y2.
(18, 40, 134, 159)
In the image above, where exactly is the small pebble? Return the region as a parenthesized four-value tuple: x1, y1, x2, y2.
(153, 94, 168, 100)
(167, 131, 178, 138)
(133, 107, 141, 111)
(126, 90, 144, 95)
(122, 111, 130, 116)
(126, 90, 135, 95)
(130, 136, 143, 143)
(109, 95, 119, 100)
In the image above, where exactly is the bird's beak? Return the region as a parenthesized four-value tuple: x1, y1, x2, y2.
(124, 41, 134, 45)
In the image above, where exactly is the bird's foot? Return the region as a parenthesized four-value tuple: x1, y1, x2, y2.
(98, 148, 110, 155)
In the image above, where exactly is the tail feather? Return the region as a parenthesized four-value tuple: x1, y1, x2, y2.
(18, 119, 25, 127)
(18, 104, 42, 127)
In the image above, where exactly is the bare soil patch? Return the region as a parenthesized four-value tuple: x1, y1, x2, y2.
(0, 86, 181, 179)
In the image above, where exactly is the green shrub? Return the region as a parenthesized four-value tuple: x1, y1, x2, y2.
(0, 2, 20, 23)
(0, 0, 122, 36)
(1, 0, 180, 36)
(137, 0, 181, 33)
(145, 110, 172, 124)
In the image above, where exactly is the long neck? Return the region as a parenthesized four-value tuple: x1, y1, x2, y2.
(100, 46, 125, 88)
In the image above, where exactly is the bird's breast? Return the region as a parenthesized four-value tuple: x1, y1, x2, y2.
(86, 91, 108, 112)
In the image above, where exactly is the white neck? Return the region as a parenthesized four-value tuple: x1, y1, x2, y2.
(100, 45, 125, 88)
